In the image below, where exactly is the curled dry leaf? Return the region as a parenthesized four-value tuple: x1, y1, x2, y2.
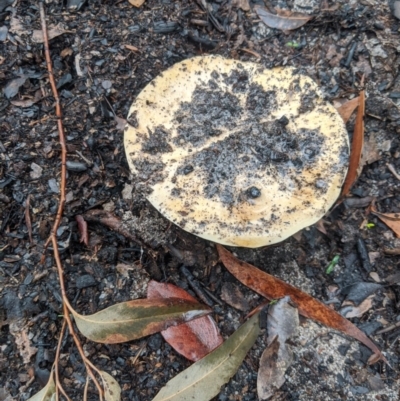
(217, 245, 386, 364)
(26, 371, 55, 401)
(340, 83, 365, 199)
(258, 297, 299, 400)
(152, 312, 260, 401)
(100, 371, 121, 401)
(254, 5, 313, 31)
(147, 281, 223, 361)
(371, 206, 400, 237)
(336, 97, 359, 123)
(75, 215, 88, 246)
(32, 23, 71, 43)
(72, 298, 211, 344)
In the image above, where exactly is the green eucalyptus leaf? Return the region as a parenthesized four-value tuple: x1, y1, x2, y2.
(72, 298, 211, 343)
(152, 312, 260, 401)
(100, 370, 121, 401)
(27, 372, 55, 401)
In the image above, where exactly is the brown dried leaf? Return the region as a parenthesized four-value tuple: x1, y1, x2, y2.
(371, 206, 400, 237)
(217, 245, 386, 364)
(32, 23, 71, 43)
(340, 84, 365, 198)
(258, 297, 299, 400)
(9, 321, 38, 364)
(25, 194, 33, 244)
(336, 97, 359, 123)
(129, 0, 145, 7)
(341, 296, 374, 319)
(254, 5, 313, 31)
(147, 281, 223, 361)
(75, 215, 89, 246)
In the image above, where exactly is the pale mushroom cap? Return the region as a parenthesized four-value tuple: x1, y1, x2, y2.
(124, 56, 349, 248)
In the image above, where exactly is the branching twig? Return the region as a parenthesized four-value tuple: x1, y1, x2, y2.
(39, 3, 104, 399)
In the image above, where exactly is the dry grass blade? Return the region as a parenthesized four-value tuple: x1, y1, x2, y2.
(336, 97, 359, 123)
(254, 5, 313, 30)
(152, 313, 260, 401)
(340, 83, 365, 198)
(217, 245, 386, 364)
(371, 206, 400, 237)
(73, 298, 211, 344)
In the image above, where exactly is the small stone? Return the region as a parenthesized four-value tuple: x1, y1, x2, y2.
(122, 183, 134, 200)
(48, 178, 60, 194)
(0, 26, 8, 42)
(102, 80, 112, 90)
(394, 1, 400, 20)
(66, 160, 87, 172)
(30, 162, 43, 179)
(76, 274, 96, 289)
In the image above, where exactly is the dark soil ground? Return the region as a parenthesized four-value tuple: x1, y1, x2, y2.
(1, 0, 400, 400)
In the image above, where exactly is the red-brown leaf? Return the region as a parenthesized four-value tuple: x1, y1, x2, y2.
(336, 97, 359, 123)
(254, 5, 313, 31)
(340, 85, 365, 198)
(75, 215, 88, 246)
(147, 281, 223, 361)
(217, 245, 386, 364)
(371, 206, 400, 237)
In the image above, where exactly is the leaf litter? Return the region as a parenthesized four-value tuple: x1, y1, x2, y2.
(340, 81, 365, 198)
(254, 5, 313, 31)
(147, 281, 223, 361)
(152, 312, 260, 401)
(257, 297, 299, 400)
(217, 245, 386, 364)
(72, 297, 211, 344)
(370, 205, 400, 237)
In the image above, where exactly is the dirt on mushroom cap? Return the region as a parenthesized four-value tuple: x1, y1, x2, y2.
(124, 55, 349, 248)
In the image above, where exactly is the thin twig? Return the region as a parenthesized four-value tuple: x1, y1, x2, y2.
(54, 319, 71, 401)
(39, 2, 67, 253)
(39, 3, 104, 399)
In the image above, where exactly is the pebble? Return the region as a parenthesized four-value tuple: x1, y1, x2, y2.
(0, 26, 8, 42)
(66, 160, 87, 172)
(76, 274, 97, 289)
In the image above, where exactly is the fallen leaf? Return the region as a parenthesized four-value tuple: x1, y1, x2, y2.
(72, 298, 211, 344)
(360, 132, 391, 168)
(129, 0, 145, 7)
(152, 312, 260, 401)
(233, 0, 250, 12)
(257, 337, 281, 400)
(147, 281, 223, 361)
(258, 297, 299, 400)
(100, 370, 121, 401)
(75, 215, 89, 246)
(336, 97, 359, 123)
(26, 371, 55, 401)
(254, 5, 312, 31)
(114, 115, 127, 131)
(124, 44, 140, 52)
(11, 90, 42, 108)
(371, 206, 400, 237)
(83, 209, 145, 248)
(341, 296, 374, 319)
(340, 82, 365, 198)
(25, 194, 33, 244)
(9, 321, 38, 364)
(32, 23, 71, 43)
(3, 76, 27, 99)
(217, 245, 385, 364)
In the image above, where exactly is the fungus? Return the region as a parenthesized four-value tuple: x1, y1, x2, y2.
(124, 56, 349, 248)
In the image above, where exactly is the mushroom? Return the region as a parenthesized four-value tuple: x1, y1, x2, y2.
(124, 56, 349, 248)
